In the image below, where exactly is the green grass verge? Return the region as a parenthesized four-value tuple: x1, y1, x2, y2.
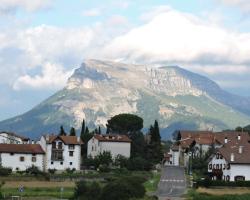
(1, 187, 74, 199)
(143, 172, 161, 192)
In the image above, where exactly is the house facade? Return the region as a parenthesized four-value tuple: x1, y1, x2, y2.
(208, 135, 250, 181)
(169, 130, 250, 168)
(0, 131, 30, 144)
(0, 144, 45, 171)
(39, 135, 82, 171)
(87, 134, 131, 158)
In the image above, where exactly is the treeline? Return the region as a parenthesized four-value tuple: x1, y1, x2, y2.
(58, 113, 164, 170)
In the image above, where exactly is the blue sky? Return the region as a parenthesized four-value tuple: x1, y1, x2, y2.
(1, 0, 250, 120)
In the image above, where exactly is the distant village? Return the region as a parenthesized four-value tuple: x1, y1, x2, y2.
(1, 127, 250, 182)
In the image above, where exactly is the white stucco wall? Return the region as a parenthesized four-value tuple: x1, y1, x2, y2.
(0, 153, 44, 171)
(45, 139, 81, 171)
(170, 149, 179, 166)
(87, 137, 131, 158)
(230, 165, 250, 181)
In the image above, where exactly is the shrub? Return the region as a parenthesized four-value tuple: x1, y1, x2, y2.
(66, 168, 76, 174)
(100, 177, 146, 200)
(25, 166, 44, 176)
(0, 166, 12, 176)
(98, 164, 110, 173)
(126, 157, 152, 171)
(48, 168, 57, 174)
(73, 181, 101, 200)
(196, 179, 250, 188)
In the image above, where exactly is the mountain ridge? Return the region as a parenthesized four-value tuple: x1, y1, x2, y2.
(0, 59, 249, 139)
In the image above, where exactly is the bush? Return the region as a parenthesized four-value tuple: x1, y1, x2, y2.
(98, 164, 110, 173)
(73, 181, 101, 200)
(0, 166, 12, 176)
(196, 179, 250, 188)
(66, 168, 76, 174)
(48, 168, 57, 174)
(126, 157, 152, 171)
(100, 177, 146, 200)
(25, 166, 44, 176)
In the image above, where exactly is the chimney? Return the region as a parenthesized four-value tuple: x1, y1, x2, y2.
(238, 134, 241, 141)
(77, 137, 80, 143)
(231, 153, 235, 162)
(45, 134, 50, 142)
(224, 137, 228, 144)
(239, 146, 243, 154)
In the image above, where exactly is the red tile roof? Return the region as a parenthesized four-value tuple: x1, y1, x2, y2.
(46, 135, 83, 145)
(218, 143, 250, 164)
(93, 134, 132, 143)
(0, 144, 45, 154)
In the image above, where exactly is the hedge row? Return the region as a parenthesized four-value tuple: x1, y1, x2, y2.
(196, 179, 250, 187)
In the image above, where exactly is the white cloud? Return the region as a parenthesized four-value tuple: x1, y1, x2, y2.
(13, 63, 73, 90)
(82, 8, 101, 17)
(0, 0, 51, 13)
(219, 0, 250, 12)
(103, 8, 250, 67)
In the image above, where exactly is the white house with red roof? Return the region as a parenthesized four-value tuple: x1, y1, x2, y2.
(208, 133, 250, 181)
(87, 134, 131, 158)
(0, 144, 45, 171)
(39, 135, 83, 171)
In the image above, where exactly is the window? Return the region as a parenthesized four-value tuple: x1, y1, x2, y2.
(92, 146, 94, 151)
(220, 164, 222, 169)
(227, 164, 231, 170)
(70, 162, 72, 165)
(10, 153, 14, 156)
(69, 151, 74, 157)
(216, 164, 219, 169)
(209, 164, 212, 170)
(235, 176, 245, 181)
(52, 142, 56, 149)
(32, 157, 36, 162)
(69, 145, 74, 150)
(226, 175, 230, 181)
(20, 156, 25, 162)
(16, 167, 19, 171)
(58, 142, 63, 149)
(51, 151, 63, 161)
(51, 161, 54, 165)
(220, 155, 223, 159)
(60, 162, 63, 165)
(216, 154, 220, 159)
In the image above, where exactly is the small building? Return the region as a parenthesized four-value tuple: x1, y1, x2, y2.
(208, 135, 250, 181)
(0, 144, 45, 171)
(0, 131, 30, 144)
(87, 134, 131, 158)
(39, 135, 82, 171)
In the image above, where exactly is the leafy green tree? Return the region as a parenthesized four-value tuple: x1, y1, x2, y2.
(114, 155, 129, 168)
(106, 113, 143, 134)
(96, 151, 113, 166)
(59, 125, 67, 136)
(70, 127, 76, 136)
(130, 131, 146, 158)
(126, 157, 152, 171)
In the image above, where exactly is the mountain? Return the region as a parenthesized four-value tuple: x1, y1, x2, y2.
(0, 59, 250, 139)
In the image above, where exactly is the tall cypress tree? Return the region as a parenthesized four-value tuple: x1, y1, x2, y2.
(59, 125, 67, 136)
(98, 126, 101, 135)
(70, 127, 76, 136)
(80, 119, 85, 139)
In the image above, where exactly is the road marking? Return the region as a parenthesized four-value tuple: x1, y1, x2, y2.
(161, 179, 184, 182)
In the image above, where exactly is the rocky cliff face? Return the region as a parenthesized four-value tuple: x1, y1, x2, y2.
(0, 59, 250, 139)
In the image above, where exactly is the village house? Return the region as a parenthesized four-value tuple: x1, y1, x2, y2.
(169, 130, 250, 168)
(0, 144, 45, 171)
(208, 133, 250, 181)
(0, 131, 30, 144)
(87, 134, 131, 158)
(39, 135, 83, 171)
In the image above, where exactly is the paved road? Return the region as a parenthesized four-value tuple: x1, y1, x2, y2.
(156, 166, 186, 199)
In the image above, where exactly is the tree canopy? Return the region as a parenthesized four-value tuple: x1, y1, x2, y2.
(106, 113, 143, 134)
(59, 125, 67, 136)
